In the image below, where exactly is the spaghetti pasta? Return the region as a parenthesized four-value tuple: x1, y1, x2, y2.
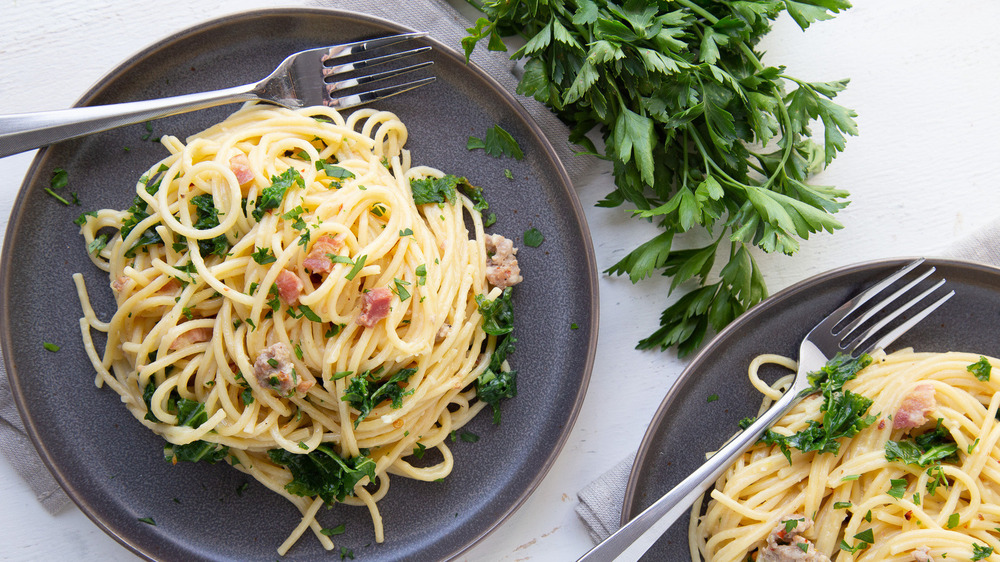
(73, 103, 521, 554)
(692, 349, 1000, 562)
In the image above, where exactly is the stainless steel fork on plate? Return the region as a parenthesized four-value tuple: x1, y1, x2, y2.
(578, 258, 955, 562)
(0, 32, 434, 158)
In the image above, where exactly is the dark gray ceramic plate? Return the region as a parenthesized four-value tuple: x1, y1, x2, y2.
(623, 258, 1000, 560)
(0, 8, 598, 562)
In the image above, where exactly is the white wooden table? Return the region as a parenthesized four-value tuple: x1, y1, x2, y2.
(3, 1, 1000, 560)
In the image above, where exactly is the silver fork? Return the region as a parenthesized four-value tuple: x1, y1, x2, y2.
(578, 258, 955, 562)
(0, 32, 434, 158)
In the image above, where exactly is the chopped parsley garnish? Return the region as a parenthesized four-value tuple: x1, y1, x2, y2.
(761, 353, 875, 463)
(884, 418, 957, 467)
(120, 165, 168, 257)
(268, 445, 376, 505)
(973, 543, 994, 561)
(251, 247, 276, 265)
(321, 524, 346, 537)
(409, 174, 489, 212)
(282, 205, 307, 230)
(74, 210, 97, 226)
(164, 440, 230, 464)
(87, 234, 109, 256)
(466, 124, 524, 160)
(947, 512, 960, 528)
(42, 342, 60, 352)
(887, 478, 907, 499)
(342, 367, 418, 427)
(190, 193, 229, 256)
(330, 370, 353, 381)
(392, 278, 411, 301)
(412, 443, 427, 459)
(968, 356, 992, 381)
(252, 168, 304, 221)
(459, 431, 479, 443)
(345, 255, 366, 281)
(399, 228, 413, 237)
(475, 287, 514, 336)
(523, 227, 544, 247)
(833, 501, 852, 509)
(46, 167, 74, 205)
(138, 517, 156, 526)
(315, 160, 355, 187)
(298, 305, 322, 322)
(415, 264, 427, 285)
(707, 394, 719, 403)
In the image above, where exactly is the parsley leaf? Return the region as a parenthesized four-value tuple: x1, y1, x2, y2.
(268, 445, 376, 505)
(341, 367, 418, 427)
(467, 124, 524, 160)
(761, 354, 874, 462)
(523, 227, 544, 247)
(973, 543, 994, 561)
(968, 356, 992, 381)
(475, 287, 514, 335)
(251, 247, 276, 265)
(252, 168, 304, 221)
(885, 418, 958, 467)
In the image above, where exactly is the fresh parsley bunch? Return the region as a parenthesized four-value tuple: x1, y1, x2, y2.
(464, 0, 857, 355)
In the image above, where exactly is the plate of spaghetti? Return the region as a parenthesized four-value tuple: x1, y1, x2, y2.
(0, 9, 597, 562)
(625, 258, 1000, 561)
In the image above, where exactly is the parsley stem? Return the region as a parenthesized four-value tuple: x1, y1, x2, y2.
(675, 0, 718, 25)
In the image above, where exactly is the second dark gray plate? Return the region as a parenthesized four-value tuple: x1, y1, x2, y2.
(624, 258, 1000, 560)
(0, 8, 598, 562)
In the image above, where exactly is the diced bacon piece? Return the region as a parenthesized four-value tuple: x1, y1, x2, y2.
(160, 278, 182, 294)
(169, 327, 213, 350)
(252, 342, 313, 395)
(759, 516, 829, 562)
(111, 276, 129, 293)
(893, 383, 936, 430)
(275, 269, 303, 305)
(303, 235, 344, 274)
(229, 154, 254, 186)
(484, 234, 523, 288)
(357, 287, 393, 327)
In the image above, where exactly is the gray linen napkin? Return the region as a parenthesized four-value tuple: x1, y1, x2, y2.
(573, 218, 1000, 543)
(0, 0, 596, 518)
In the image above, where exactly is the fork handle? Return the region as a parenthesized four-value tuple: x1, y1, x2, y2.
(577, 388, 802, 562)
(0, 84, 259, 158)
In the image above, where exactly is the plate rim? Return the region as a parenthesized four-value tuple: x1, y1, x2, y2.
(621, 256, 1000, 525)
(0, 7, 599, 561)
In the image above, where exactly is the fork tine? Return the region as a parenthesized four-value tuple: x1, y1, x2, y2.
(836, 266, 937, 341)
(326, 76, 436, 109)
(843, 277, 949, 352)
(326, 61, 434, 94)
(857, 288, 955, 355)
(321, 32, 428, 63)
(324, 46, 432, 77)
(811, 259, 924, 335)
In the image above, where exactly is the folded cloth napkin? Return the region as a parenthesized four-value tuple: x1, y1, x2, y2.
(0, 0, 596, 518)
(573, 217, 1000, 543)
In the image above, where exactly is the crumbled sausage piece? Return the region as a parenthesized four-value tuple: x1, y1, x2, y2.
(758, 516, 830, 562)
(484, 234, 523, 288)
(252, 342, 313, 394)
